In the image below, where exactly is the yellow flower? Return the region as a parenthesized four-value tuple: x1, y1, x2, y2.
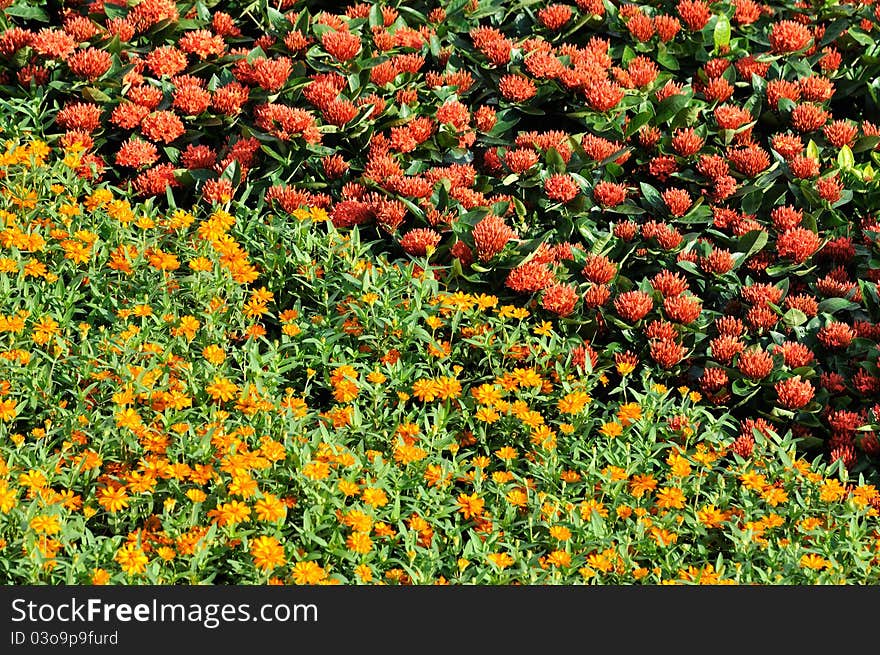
(549, 525, 571, 541)
(97, 486, 129, 513)
(599, 421, 622, 438)
(799, 553, 830, 570)
(616, 402, 642, 426)
(362, 487, 388, 507)
(558, 391, 591, 414)
(457, 493, 484, 519)
(346, 532, 373, 554)
(91, 568, 111, 585)
(29, 515, 61, 535)
(291, 561, 327, 585)
(115, 544, 149, 575)
(254, 494, 287, 522)
(487, 552, 514, 569)
(250, 536, 286, 572)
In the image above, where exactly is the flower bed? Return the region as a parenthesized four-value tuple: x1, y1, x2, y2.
(0, 142, 877, 584)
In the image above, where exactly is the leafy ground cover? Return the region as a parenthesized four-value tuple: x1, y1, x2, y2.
(0, 0, 880, 583)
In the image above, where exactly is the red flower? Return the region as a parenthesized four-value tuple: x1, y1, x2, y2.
(252, 57, 292, 92)
(499, 75, 537, 102)
(788, 155, 820, 179)
(115, 137, 159, 169)
(626, 13, 655, 42)
(627, 56, 658, 88)
(700, 367, 729, 393)
(202, 179, 234, 204)
(823, 120, 858, 147)
(770, 133, 803, 160)
(31, 28, 76, 60)
(322, 98, 358, 126)
(745, 305, 777, 330)
(772, 341, 815, 368)
(399, 228, 441, 257)
(737, 348, 774, 380)
(582, 254, 617, 284)
(671, 128, 704, 156)
(650, 339, 686, 369)
(703, 78, 734, 103)
(538, 4, 573, 30)
(140, 110, 185, 144)
(133, 163, 180, 197)
(663, 294, 702, 324)
(474, 106, 497, 132)
(173, 85, 211, 116)
(777, 228, 821, 262)
(714, 105, 752, 130)
(585, 80, 624, 112)
(741, 282, 782, 306)
(544, 174, 579, 202)
(505, 148, 540, 173)
(592, 181, 627, 207)
(676, 0, 711, 31)
(321, 30, 361, 62)
(542, 283, 579, 317)
(770, 206, 803, 231)
(661, 188, 692, 217)
(651, 270, 689, 297)
(766, 79, 801, 110)
(571, 342, 599, 370)
(67, 47, 112, 81)
(472, 214, 518, 262)
(614, 290, 653, 322)
(791, 103, 829, 133)
(733, 0, 761, 25)
(146, 46, 188, 77)
(212, 82, 249, 116)
(181, 144, 217, 170)
(178, 29, 226, 60)
(56, 102, 102, 132)
(505, 261, 556, 293)
(727, 145, 771, 177)
(817, 322, 855, 349)
(800, 75, 835, 102)
(710, 334, 745, 365)
(646, 319, 678, 341)
(584, 284, 611, 308)
(817, 175, 843, 202)
(700, 248, 735, 274)
(653, 15, 681, 42)
(769, 20, 812, 54)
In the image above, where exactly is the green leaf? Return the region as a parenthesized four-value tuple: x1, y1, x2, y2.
(713, 15, 731, 51)
(736, 229, 768, 264)
(639, 182, 663, 210)
(4, 4, 50, 21)
(741, 188, 763, 215)
(806, 139, 820, 161)
(817, 297, 858, 315)
(654, 93, 691, 124)
(837, 144, 855, 170)
(782, 308, 808, 327)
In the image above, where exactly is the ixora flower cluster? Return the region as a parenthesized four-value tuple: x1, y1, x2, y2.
(0, 0, 879, 585)
(0, 143, 878, 586)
